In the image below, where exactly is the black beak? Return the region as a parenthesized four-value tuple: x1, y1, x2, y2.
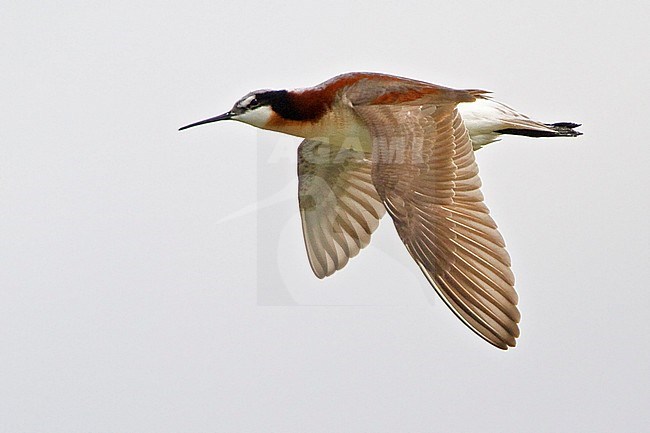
(179, 112, 233, 131)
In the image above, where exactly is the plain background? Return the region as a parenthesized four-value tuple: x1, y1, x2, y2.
(2, 1, 649, 432)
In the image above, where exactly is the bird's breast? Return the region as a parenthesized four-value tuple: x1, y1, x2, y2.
(266, 106, 373, 153)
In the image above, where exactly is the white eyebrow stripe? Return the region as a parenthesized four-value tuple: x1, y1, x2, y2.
(239, 94, 257, 108)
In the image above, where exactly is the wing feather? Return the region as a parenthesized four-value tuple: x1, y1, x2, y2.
(354, 101, 520, 349)
(297, 139, 385, 278)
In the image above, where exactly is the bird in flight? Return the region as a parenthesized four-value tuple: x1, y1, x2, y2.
(180, 72, 581, 349)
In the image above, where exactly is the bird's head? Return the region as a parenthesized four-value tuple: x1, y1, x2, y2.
(179, 90, 291, 131)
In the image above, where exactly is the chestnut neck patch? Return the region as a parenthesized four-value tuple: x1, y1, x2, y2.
(256, 90, 329, 122)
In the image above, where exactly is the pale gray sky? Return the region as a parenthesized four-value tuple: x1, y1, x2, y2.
(2, 1, 649, 432)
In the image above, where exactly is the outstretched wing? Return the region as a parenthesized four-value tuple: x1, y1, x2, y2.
(354, 102, 520, 349)
(297, 139, 385, 278)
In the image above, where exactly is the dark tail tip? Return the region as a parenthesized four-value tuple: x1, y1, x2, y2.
(495, 122, 583, 138)
(545, 122, 583, 137)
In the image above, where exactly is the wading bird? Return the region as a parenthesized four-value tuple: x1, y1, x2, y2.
(180, 72, 581, 349)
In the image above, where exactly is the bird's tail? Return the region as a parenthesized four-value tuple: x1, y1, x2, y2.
(545, 122, 583, 137)
(495, 122, 582, 138)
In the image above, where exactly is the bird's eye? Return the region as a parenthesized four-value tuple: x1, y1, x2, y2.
(248, 98, 259, 108)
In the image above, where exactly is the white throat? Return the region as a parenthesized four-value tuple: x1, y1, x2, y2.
(232, 105, 274, 129)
